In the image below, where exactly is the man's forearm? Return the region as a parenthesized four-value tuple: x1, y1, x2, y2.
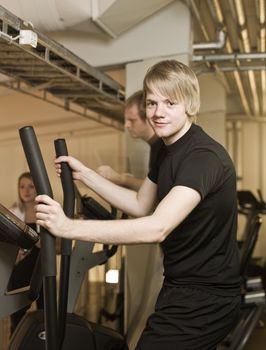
(61, 216, 163, 245)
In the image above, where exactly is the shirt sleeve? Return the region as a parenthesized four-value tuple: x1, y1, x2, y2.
(174, 149, 224, 199)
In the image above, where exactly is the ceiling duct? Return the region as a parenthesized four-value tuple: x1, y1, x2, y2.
(0, 0, 92, 32)
(91, 0, 175, 38)
(0, 0, 175, 37)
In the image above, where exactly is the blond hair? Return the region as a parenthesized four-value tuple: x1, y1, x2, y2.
(143, 60, 200, 118)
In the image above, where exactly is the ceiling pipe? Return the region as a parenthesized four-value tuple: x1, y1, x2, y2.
(233, 0, 260, 115)
(211, 0, 251, 116)
(197, 66, 266, 74)
(193, 52, 266, 62)
(190, 0, 257, 117)
(188, 0, 232, 95)
(193, 28, 226, 50)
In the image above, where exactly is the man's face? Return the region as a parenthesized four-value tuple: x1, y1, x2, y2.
(124, 104, 149, 139)
(146, 91, 191, 145)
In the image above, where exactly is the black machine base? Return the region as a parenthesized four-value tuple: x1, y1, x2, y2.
(8, 310, 128, 350)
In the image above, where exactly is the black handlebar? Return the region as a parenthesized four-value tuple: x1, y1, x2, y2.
(19, 126, 56, 276)
(54, 139, 75, 255)
(19, 126, 58, 350)
(54, 139, 75, 219)
(54, 138, 75, 349)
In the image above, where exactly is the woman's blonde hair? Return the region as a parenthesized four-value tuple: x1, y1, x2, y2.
(143, 60, 200, 118)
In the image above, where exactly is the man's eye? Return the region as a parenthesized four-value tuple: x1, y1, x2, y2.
(168, 101, 176, 106)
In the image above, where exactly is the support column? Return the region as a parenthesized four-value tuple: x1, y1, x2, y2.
(197, 74, 226, 146)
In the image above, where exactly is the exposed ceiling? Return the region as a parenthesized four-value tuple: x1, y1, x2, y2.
(187, 0, 265, 121)
(0, 4, 125, 132)
(98, 0, 266, 121)
(0, 0, 265, 128)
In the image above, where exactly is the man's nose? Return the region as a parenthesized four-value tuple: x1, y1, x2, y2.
(154, 103, 165, 116)
(124, 120, 130, 129)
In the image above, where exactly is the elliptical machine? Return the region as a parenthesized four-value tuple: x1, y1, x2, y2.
(7, 126, 128, 350)
(220, 190, 266, 349)
(0, 204, 40, 321)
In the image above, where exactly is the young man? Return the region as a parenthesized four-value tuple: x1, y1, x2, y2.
(97, 90, 161, 191)
(35, 60, 241, 349)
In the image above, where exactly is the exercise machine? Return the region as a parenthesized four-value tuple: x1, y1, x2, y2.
(71, 190, 125, 334)
(8, 126, 128, 350)
(0, 204, 39, 320)
(220, 190, 266, 349)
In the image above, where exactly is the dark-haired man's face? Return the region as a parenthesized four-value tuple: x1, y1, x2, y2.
(124, 104, 149, 139)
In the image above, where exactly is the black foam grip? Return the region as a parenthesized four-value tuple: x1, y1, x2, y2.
(54, 138, 75, 255)
(54, 139, 75, 219)
(19, 126, 56, 277)
(19, 126, 53, 198)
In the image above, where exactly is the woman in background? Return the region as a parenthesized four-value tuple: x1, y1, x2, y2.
(10, 172, 36, 223)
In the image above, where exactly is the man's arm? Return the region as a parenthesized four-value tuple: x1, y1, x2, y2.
(35, 185, 201, 245)
(97, 165, 144, 191)
(55, 156, 155, 217)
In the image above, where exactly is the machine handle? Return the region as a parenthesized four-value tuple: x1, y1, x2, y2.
(19, 126, 58, 350)
(54, 139, 75, 220)
(54, 139, 75, 256)
(19, 126, 56, 276)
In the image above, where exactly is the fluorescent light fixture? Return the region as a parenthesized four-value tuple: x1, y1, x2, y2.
(259, 0, 265, 24)
(240, 28, 250, 52)
(234, 0, 246, 26)
(248, 71, 260, 115)
(212, 0, 223, 23)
